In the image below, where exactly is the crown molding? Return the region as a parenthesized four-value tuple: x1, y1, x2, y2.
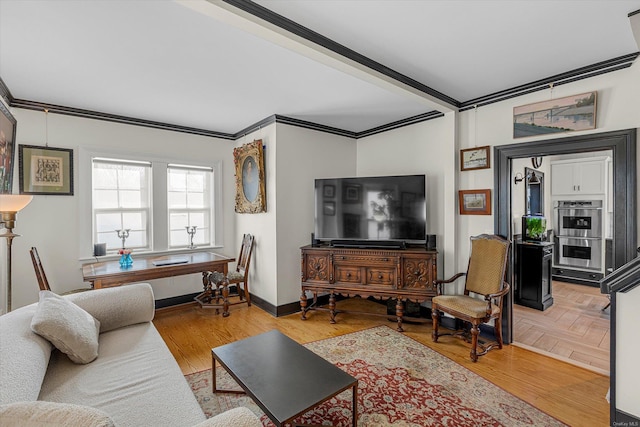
(8, 98, 236, 140)
(459, 52, 639, 111)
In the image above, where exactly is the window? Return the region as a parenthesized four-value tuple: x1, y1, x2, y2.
(92, 158, 151, 251)
(167, 164, 213, 248)
(89, 155, 218, 255)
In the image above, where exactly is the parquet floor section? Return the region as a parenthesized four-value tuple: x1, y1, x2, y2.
(154, 297, 610, 427)
(513, 280, 610, 373)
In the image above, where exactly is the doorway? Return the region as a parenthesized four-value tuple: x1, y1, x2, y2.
(494, 128, 637, 349)
(511, 150, 613, 372)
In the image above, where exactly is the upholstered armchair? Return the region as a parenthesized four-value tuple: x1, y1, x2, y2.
(431, 234, 510, 362)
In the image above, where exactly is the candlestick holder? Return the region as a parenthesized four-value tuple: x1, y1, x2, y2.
(186, 226, 197, 249)
(116, 229, 130, 250)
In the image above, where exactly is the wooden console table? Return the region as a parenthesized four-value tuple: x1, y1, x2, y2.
(82, 252, 234, 289)
(300, 245, 437, 331)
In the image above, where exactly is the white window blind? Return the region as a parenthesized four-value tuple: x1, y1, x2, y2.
(92, 158, 151, 251)
(167, 164, 213, 248)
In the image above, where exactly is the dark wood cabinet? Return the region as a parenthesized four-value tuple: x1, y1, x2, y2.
(515, 241, 554, 310)
(300, 245, 437, 331)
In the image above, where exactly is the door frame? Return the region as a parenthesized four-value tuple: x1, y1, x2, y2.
(494, 128, 637, 344)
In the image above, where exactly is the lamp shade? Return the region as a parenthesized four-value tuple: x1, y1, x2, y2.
(0, 195, 34, 212)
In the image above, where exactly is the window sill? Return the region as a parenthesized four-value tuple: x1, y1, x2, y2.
(79, 246, 224, 263)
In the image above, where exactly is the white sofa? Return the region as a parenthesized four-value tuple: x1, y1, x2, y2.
(0, 283, 261, 427)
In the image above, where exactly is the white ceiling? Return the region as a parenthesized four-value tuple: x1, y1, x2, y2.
(0, 0, 638, 135)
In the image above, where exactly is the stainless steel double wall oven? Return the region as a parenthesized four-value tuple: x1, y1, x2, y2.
(554, 200, 603, 273)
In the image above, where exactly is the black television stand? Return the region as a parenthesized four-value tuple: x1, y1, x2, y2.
(330, 240, 406, 250)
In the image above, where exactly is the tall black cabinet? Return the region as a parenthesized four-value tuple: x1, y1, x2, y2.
(515, 241, 554, 310)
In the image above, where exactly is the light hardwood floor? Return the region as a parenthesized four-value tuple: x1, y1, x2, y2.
(154, 298, 610, 427)
(513, 281, 610, 373)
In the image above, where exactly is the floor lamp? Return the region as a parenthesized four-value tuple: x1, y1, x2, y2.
(0, 194, 33, 312)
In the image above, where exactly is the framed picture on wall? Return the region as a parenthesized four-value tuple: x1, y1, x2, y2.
(19, 144, 74, 195)
(459, 189, 491, 215)
(460, 146, 491, 171)
(234, 140, 266, 213)
(0, 102, 17, 194)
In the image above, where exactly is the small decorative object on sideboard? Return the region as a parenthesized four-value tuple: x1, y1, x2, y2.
(186, 226, 197, 249)
(118, 249, 133, 268)
(115, 228, 130, 250)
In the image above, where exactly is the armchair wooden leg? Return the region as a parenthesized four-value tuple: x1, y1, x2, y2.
(495, 317, 504, 349)
(470, 323, 479, 362)
(431, 308, 439, 342)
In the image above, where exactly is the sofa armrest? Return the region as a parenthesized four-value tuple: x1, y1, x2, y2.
(64, 283, 155, 333)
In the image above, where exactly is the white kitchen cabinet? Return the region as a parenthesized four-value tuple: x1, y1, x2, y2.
(551, 158, 607, 196)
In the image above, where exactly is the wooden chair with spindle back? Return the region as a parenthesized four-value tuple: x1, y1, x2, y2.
(226, 234, 255, 306)
(30, 247, 91, 294)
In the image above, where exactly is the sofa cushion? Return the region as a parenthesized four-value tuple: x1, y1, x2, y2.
(40, 322, 206, 427)
(0, 304, 53, 405)
(65, 283, 155, 333)
(31, 291, 101, 364)
(0, 401, 115, 427)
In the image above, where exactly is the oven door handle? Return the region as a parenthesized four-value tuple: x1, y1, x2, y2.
(555, 236, 602, 240)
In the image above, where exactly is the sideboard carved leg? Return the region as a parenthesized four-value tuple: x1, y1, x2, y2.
(300, 290, 308, 320)
(329, 292, 337, 324)
(395, 297, 404, 332)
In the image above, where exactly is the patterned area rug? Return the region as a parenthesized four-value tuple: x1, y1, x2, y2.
(186, 326, 566, 426)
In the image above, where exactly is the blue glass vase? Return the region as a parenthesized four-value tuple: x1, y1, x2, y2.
(119, 253, 133, 268)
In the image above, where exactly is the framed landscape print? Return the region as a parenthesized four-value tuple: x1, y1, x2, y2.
(513, 91, 597, 138)
(19, 145, 74, 195)
(234, 140, 266, 213)
(0, 102, 17, 194)
(459, 189, 491, 215)
(460, 146, 490, 171)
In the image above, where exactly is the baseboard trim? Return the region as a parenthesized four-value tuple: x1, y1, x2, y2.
(155, 292, 201, 309)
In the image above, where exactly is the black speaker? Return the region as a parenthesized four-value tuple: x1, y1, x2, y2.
(426, 234, 437, 250)
(93, 243, 107, 257)
(311, 233, 320, 247)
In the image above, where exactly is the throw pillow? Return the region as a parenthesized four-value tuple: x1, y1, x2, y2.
(0, 401, 115, 427)
(30, 291, 101, 364)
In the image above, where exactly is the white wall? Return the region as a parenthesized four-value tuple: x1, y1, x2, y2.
(274, 124, 356, 306)
(233, 126, 279, 306)
(1, 109, 235, 311)
(616, 286, 640, 418)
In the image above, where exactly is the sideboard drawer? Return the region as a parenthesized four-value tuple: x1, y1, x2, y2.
(334, 266, 362, 284)
(366, 268, 396, 287)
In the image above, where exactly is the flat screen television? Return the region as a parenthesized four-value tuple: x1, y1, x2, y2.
(314, 174, 426, 247)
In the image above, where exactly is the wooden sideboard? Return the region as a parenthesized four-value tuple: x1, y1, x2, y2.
(300, 245, 437, 331)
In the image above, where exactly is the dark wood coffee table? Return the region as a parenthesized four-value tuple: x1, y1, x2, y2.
(211, 330, 357, 427)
